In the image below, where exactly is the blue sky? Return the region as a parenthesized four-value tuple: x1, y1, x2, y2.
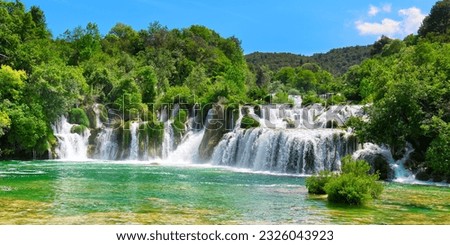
(21, 0, 438, 55)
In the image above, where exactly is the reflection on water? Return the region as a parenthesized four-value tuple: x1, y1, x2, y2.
(0, 160, 449, 224)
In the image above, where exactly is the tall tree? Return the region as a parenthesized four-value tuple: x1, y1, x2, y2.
(418, 0, 450, 39)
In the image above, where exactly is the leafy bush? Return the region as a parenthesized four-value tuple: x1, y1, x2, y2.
(288, 88, 301, 96)
(68, 108, 90, 127)
(240, 115, 260, 129)
(70, 125, 88, 135)
(324, 156, 383, 205)
(306, 156, 383, 205)
(302, 91, 324, 106)
(326, 93, 347, 105)
(306, 170, 334, 194)
(325, 173, 375, 205)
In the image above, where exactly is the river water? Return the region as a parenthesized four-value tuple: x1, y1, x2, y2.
(1, 160, 448, 224)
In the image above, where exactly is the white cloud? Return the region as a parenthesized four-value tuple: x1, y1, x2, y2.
(399, 7, 426, 35)
(368, 4, 392, 16)
(356, 18, 401, 36)
(382, 4, 392, 13)
(355, 5, 426, 37)
(368, 5, 380, 16)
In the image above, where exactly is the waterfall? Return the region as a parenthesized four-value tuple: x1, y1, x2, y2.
(162, 121, 174, 159)
(353, 143, 415, 181)
(52, 116, 90, 160)
(129, 122, 139, 160)
(50, 100, 372, 175)
(288, 95, 302, 108)
(93, 103, 103, 129)
(212, 127, 357, 174)
(165, 130, 205, 163)
(258, 104, 364, 129)
(94, 128, 118, 160)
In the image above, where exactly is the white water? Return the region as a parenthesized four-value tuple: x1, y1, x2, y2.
(129, 122, 139, 160)
(164, 130, 205, 163)
(258, 104, 364, 129)
(162, 121, 174, 159)
(51, 100, 415, 181)
(52, 116, 90, 160)
(212, 127, 357, 174)
(353, 143, 415, 181)
(93, 103, 103, 129)
(94, 128, 118, 160)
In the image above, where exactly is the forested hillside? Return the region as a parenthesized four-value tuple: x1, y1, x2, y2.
(246, 45, 372, 76)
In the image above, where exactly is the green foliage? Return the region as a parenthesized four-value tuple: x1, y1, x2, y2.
(0, 65, 26, 102)
(370, 35, 393, 56)
(326, 93, 347, 105)
(68, 108, 90, 127)
(418, 0, 450, 39)
(70, 125, 88, 135)
(272, 92, 291, 104)
(0, 1, 50, 66)
(62, 22, 102, 65)
(348, 40, 450, 163)
(306, 156, 383, 205)
(4, 103, 48, 153)
(240, 115, 260, 129)
(301, 91, 324, 106)
(306, 170, 334, 194)
(112, 77, 144, 119)
(324, 171, 382, 205)
(0, 110, 11, 137)
(104, 23, 140, 55)
(30, 63, 88, 122)
(134, 66, 157, 103)
(246, 45, 371, 77)
(340, 156, 371, 176)
(158, 86, 193, 105)
(172, 109, 188, 135)
(324, 156, 383, 205)
(425, 117, 450, 180)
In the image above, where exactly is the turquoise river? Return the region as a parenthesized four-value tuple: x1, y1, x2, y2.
(0, 160, 449, 224)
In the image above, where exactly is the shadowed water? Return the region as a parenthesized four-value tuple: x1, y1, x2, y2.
(0, 160, 449, 224)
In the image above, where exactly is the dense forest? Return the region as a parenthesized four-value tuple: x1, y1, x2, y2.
(246, 45, 372, 76)
(0, 0, 449, 181)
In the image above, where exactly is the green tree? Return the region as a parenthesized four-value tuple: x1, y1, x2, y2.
(135, 66, 158, 104)
(0, 110, 10, 138)
(0, 65, 26, 101)
(104, 23, 139, 55)
(418, 0, 450, 38)
(425, 117, 450, 179)
(63, 22, 102, 65)
(29, 64, 88, 121)
(3, 103, 48, 156)
(185, 65, 210, 97)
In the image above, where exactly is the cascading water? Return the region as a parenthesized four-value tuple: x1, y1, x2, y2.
(258, 104, 364, 129)
(52, 116, 90, 160)
(129, 122, 139, 160)
(353, 143, 415, 181)
(94, 128, 118, 160)
(93, 103, 103, 129)
(162, 121, 175, 159)
(212, 127, 357, 174)
(52, 99, 409, 180)
(164, 130, 205, 163)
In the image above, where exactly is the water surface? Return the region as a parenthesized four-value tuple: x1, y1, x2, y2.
(0, 160, 448, 224)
